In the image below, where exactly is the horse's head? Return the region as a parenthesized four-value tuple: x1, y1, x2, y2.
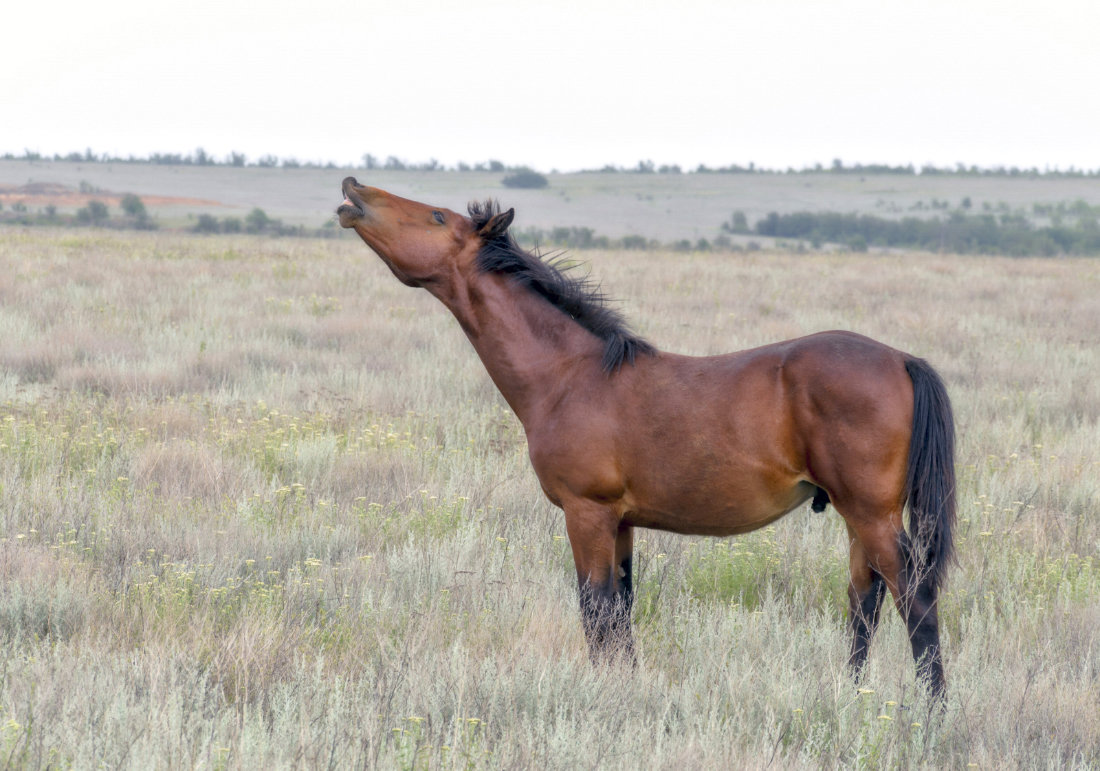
(337, 177, 513, 288)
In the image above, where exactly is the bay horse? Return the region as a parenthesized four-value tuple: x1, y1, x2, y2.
(337, 178, 956, 697)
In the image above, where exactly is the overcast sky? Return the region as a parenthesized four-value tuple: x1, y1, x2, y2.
(4, 0, 1099, 172)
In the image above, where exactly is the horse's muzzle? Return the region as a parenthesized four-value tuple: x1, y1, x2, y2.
(337, 177, 366, 227)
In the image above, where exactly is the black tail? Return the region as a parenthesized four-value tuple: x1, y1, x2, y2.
(903, 357, 956, 591)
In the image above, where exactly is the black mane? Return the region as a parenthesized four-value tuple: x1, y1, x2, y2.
(469, 200, 656, 373)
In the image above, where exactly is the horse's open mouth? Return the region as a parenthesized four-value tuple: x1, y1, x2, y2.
(336, 177, 365, 227)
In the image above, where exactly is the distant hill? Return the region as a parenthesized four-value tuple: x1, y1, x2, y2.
(3, 160, 1100, 249)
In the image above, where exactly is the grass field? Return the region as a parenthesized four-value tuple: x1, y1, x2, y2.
(0, 227, 1097, 768)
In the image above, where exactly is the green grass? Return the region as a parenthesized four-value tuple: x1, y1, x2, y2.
(0, 227, 1097, 768)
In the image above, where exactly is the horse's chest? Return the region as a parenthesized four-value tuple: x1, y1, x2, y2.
(526, 431, 625, 506)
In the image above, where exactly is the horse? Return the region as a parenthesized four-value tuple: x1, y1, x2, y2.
(336, 177, 956, 697)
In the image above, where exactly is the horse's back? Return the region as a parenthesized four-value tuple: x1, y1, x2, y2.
(639, 330, 911, 432)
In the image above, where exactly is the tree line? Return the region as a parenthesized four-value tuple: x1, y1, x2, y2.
(737, 206, 1100, 256)
(0, 197, 341, 239)
(6, 149, 1099, 178)
(0, 193, 156, 230)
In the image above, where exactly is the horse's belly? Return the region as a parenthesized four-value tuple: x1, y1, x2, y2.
(622, 480, 817, 537)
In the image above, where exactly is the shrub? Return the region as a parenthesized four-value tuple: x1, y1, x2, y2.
(245, 208, 272, 233)
(501, 168, 549, 189)
(120, 194, 147, 218)
(193, 214, 221, 234)
(722, 211, 749, 234)
(548, 226, 595, 248)
(76, 200, 109, 225)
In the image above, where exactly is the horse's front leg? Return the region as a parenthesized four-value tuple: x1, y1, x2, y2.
(563, 500, 635, 663)
(614, 523, 636, 663)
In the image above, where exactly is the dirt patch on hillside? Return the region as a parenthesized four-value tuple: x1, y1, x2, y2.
(0, 183, 223, 208)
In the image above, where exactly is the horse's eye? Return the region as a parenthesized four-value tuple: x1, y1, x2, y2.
(432, 211, 445, 225)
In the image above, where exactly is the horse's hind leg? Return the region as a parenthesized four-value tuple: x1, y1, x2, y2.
(846, 524, 887, 678)
(564, 500, 635, 663)
(846, 516, 946, 698)
(897, 530, 946, 697)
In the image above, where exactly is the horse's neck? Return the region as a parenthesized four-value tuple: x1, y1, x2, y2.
(433, 269, 604, 426)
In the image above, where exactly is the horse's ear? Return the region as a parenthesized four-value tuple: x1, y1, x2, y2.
(479, 208, 514, 239)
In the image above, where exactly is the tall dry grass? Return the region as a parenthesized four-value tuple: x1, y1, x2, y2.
(0, 227, 1097, 768)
